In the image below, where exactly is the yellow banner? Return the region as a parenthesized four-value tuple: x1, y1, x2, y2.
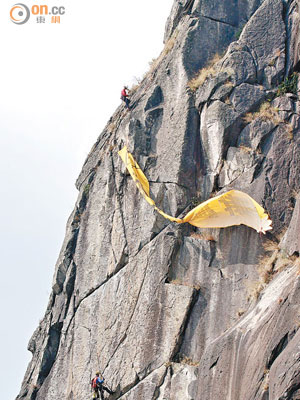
(118, 146, 272, 234)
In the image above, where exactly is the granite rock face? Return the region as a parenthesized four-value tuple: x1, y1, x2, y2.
(18, 0, 300, 399)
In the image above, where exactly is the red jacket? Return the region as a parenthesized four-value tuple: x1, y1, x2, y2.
(92, 376, 104, 389)
(121, 88, 128, 97)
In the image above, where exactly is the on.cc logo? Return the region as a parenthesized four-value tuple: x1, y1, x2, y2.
(10, 3, 30, 24)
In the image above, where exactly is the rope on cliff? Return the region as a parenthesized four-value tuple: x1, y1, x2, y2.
(118, 146, 272, 234)
(95, 352, 113, 393)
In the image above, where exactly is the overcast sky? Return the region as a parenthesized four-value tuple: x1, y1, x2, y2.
(0, 1, 174, 398)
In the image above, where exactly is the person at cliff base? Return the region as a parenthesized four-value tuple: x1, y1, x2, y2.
(91, 372, 114, 399)
(121, 86, 131, 109)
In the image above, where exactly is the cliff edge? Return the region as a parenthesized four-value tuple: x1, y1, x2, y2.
(18, 0, 300, 399)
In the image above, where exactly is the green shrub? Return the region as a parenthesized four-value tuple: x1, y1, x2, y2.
(277, 72, 298, 96)
(83, 184, 90, 196)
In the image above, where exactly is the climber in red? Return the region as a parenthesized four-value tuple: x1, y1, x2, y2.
(91, 371, 113, 399)
(121, 86, 131, 109)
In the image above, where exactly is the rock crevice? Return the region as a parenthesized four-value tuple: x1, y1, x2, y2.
(17, 0, 300, 399)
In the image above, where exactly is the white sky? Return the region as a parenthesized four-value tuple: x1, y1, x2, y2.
(0, 1, 174, 398)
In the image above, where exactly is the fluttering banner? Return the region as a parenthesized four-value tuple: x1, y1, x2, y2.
(118, 146, 272, 234)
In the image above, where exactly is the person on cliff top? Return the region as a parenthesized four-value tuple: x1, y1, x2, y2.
(121, 86, 131, 109)
(91, 372, 113, 399)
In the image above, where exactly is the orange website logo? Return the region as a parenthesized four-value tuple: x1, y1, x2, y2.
(10, 3, 65, 24)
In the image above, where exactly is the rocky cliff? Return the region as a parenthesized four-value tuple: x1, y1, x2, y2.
(17, 0, 300, 399)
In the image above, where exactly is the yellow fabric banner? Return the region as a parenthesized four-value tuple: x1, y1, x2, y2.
(118, 146, 272, 234)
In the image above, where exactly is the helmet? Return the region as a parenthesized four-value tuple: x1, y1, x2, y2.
(95, 371, 100, 376)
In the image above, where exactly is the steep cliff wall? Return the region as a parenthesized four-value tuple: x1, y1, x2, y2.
(18, 0, 300, 399)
